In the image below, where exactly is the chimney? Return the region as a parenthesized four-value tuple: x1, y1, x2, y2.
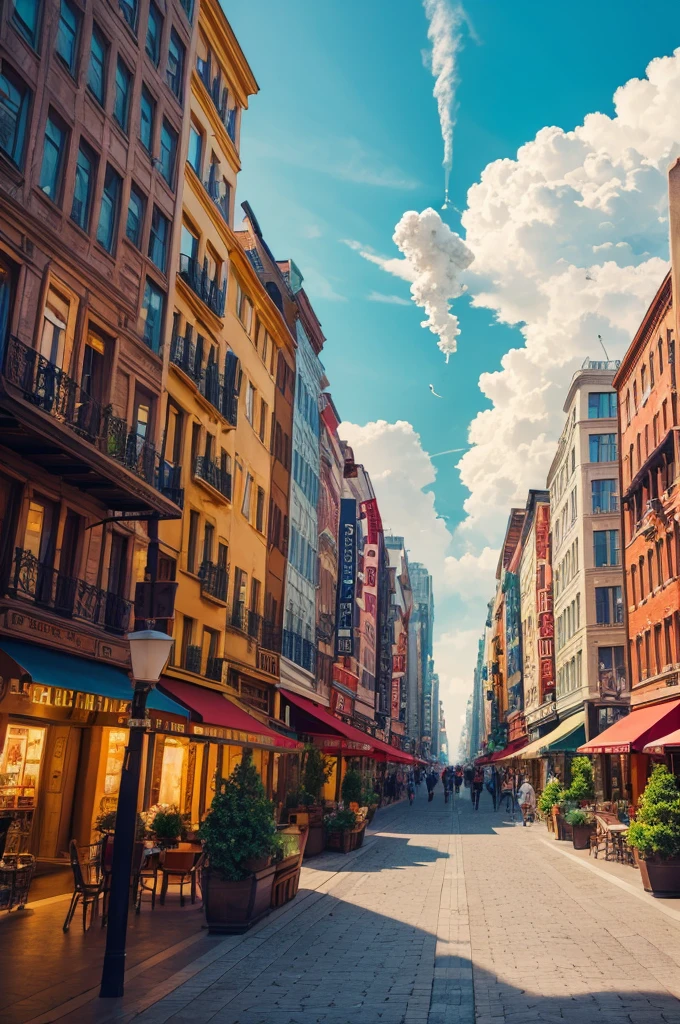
(668, 159, 680, 341)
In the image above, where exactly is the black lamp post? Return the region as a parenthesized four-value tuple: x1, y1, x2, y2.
(99, 628, 174, 999)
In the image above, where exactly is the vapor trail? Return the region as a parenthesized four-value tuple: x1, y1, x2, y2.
(422, 0, 469, 205)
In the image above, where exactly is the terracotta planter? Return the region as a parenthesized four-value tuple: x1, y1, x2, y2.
(635, 851, 680, 897)
(202, 864, 276, 933)
(572, 822, 596, 850)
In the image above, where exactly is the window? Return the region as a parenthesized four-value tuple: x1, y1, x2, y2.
(96, 164, 122, 253)
(588, 392, 617, 418)
(56, 0, 80, 74)
(241, 472, 253, 520)
(12, 0, 41, 49)
(659, 338, 664, 375)
(256, 486, 265, 533)
(180, 222, 198, 261)
(595, 586, 623, 625)
(235, 281, 253, 333)
(114, 58, 132, 132)
(40, 287, 70, 365)
(187, 124, 202, 174)
(591, 479, 618, 513)
(259, 399, 267, 443)
(81, 329, 106, 403)
(650, 353, 655, 387)
(139, 86, 155, 153)
(119, 0, 138, 33)
(598, 647, 626, 697)
(148, 206, 169, 272)
(159, 119, 177, 187)
(126, 184, 146, 248)
(0, 63, 31, 167)
(70, 140, 96, 230)
(167, 29, 185, 99)
(141, 278, 164, 353)
(145, 2, 162, 65)
(187, 509, 199, 574)
(87, 24, 107, 104)
(39, 113, 68, 202)
(245, 382, 255, 424)
(589, 433, 617, 462)
(594, 529, 620, 567)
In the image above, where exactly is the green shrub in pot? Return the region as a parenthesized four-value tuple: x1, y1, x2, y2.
(627, 764, 680, 860)
(565, 809, 589, 827)
(150, 807, 185, 844)
(538, 779, 564, 815)
(341, 766, 363, 805)
(199, 749, 281, 881)
(564, 757, 594, 804)
(301, 744, 333, 804)
(324, 809, 357, 833)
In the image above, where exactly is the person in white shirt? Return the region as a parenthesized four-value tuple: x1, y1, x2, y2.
(517, 777, 536, 826)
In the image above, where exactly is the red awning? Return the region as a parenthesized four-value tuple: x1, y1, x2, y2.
(370, 736, 416, 764)
(159, 679, 302, 750)
(490, 738, 527, 762)
(577, 699, 680, 755)
(280, 688, 374, 753)
(643, 728, 680, 755)
(475, 754, 492, 765)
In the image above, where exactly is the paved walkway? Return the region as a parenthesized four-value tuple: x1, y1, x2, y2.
(14, 787, 680, 1023)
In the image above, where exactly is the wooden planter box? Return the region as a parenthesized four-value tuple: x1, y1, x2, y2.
(271, 825, 309, 909)
(202, 864, 276, 934)
(287, 807, 325, 858)
(572, 822, 596, 850)
(635, 851, 680, 897)
(556, 814, 573, 842)
(325, 823, 366, 854)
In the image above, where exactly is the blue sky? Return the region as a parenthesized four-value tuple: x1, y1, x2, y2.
(226, 0, 680, 748)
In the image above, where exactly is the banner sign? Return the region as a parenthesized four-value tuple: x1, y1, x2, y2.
(335, 499, 357, 657)
(536, 504, 555, 697)
(330, 663, 358, 717)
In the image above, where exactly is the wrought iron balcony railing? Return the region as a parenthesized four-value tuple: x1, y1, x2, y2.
(169, 332, 203, 387)
(3, 335, 176, 500)
(282, 629, 317, 674)
(158, 462, 184, 508)
(205, 656, 224, 682)
(195, 58, 237, 143)
(178, 255, 226, 317)
(184, 644, 202, 674)
(193, 456, 231, 500)
(199, 560, 228, 602)
(10, 548, 132, 634)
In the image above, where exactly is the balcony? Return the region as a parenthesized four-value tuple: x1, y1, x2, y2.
(229, 601, 246, 631)
(199, 560, 228, 602)
(205, 656, 224, 682)
(193, 456, 232, 500)
(282, 629, 317, 674)
(178, 255, 226, 317)
(169, 330, 238, 426)
(203, 177, 230, 225)
(157, 462, 184, 509)
(184, 644, 202, 674)
(10, 548, 132, 634)
(1, 335, 180, 517)
(195, 58, 237, 144)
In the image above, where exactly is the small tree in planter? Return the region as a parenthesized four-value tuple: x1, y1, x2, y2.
(564, 757, 594, 806)
(627, 764, 680, 896)
(538, 779, 564, 836)
(199, 749, 281, 932)
(286, 745, 333, 857)
(148, 806, 186, 848)
(341, 765, 363, 807)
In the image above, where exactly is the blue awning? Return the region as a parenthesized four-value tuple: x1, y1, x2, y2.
(0, 640, 188, 718)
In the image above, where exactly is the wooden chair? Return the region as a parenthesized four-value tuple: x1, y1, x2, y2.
(136, 847, 161, 914)
(158, 849, 203, 906)
(63, 839, 105, 933)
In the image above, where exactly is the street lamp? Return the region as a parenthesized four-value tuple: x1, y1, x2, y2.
(100, 629, 174, 999)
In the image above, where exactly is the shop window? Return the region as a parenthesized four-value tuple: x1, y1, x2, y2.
(87, 23, 108, 104)
(99, 728, 127, 814)
(158, 738, 186, 806)
(0, 724, 46, 814)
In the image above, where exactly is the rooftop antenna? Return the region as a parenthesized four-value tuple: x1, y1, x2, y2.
(598, 334, 610, 361)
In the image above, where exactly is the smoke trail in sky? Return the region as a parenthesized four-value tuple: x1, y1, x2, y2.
(422, 0, 468, 207)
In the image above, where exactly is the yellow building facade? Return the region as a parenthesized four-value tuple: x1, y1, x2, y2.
(157, 0, 298, 810)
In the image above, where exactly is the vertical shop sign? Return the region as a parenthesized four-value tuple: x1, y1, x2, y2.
(335, 499, 357, 657)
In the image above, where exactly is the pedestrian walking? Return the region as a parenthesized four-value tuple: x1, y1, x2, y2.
(454, 765, 463, 796)
(483, 764, 497, 810)
(463, 764, 473, 790)
(442, 766, 452, 803)
(426, 769, 437, 802)
(407, 773, 415, 806)
(517, 776, 537, 826)
(471, 767, 484, 810)
(499, 771, 515, 813)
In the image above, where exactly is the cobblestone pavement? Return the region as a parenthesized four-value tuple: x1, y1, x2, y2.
(58, 786, 680, 1024)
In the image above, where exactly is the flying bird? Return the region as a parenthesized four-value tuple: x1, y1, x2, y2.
(429, 384, 443, 398)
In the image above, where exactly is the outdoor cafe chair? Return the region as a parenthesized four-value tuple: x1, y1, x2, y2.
(158, 849, 204, 907)
(136, 846, 161, 913)
(63, 839, 105, 932)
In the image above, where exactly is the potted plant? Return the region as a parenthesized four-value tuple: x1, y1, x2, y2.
(286, 745, 333, 857)
(199, 749, 281, 933)
(341, 765, 363, 808)
(362, 779, 380, 823)
(538, 779, 564, 836)
(148, 806, 185, 849)
(627, 763, 680, 897)
(324, 809, 359, 854)
(565, 808, 595, 850)
(564, 757, 595, 806)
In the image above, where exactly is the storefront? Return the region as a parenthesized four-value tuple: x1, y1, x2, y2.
(0, 640, 189, 856)
(504, 711, 586, 792)
(578, 697, 680, 803)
